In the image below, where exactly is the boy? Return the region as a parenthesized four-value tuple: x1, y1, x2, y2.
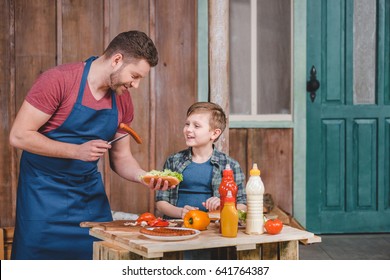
(156, 102, 247, 219)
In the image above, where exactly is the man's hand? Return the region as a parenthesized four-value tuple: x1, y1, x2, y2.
(141, 177, 177, 191)
(75, 140, 111, 161)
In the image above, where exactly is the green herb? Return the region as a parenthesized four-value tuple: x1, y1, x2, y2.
(238, 210, 247, 221)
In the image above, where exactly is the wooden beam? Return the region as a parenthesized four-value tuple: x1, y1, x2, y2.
(102, 0, 111, 201)
(149, 0, 157, 214)
(208, 0, 230, 154)
(56, 0, 62, 65)
(9, 0, 17, 223)
(0, 228, 4, 260)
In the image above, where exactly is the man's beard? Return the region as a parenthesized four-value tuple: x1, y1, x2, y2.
(109, 67, 129, 94)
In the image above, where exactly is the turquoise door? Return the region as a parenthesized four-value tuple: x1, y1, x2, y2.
(306, 0, 390, 233)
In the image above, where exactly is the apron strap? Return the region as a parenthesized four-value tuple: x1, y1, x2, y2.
(76, 56, 98, 104)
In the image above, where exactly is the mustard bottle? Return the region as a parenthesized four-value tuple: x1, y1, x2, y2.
(221, 190, 238, 238)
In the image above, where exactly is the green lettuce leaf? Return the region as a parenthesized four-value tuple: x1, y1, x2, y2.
(148, 169, 183, 182)
(238, 210, 247, 221)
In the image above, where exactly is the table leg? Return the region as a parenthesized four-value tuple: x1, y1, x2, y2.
(0, 228, 4, 260)
(279, 240, 298, 260)
(261, 241, 298, 260)
(93, 241, 130, 260)
(93, 241, 174, 260)
(163, 251, 183, 260)
(211, 247, 237, 259)
(236, 244, 261, 260)
(236, 241, 299, 260)
(92, 240, 299, 260)
(261, 243, 279, 260)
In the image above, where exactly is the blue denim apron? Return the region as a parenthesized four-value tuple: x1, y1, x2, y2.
(11, 57, 117, 260)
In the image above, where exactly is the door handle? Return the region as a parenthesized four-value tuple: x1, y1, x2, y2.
(307, 65, 320, 102)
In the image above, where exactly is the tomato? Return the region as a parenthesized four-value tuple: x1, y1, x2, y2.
(148, 217, 169, 227)
(264, 218, 283, 235)
(183, 210, 210, 231)
(136, 212, 156, 224)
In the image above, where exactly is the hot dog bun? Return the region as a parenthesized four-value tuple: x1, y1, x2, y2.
(141, 169, 183, 187)
(207, 210, 220, 221)
(142, 175, 181, 186)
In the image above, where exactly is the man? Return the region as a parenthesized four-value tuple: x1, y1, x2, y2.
(9, 31, 172, 260)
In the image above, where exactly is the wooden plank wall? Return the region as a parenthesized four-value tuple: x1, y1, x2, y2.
(0, 0, 197, 226)
(0, 0, 292, 228)
(230, 129, 293, 214)
(0, 0, 15, 229)
(109, 0, 198, 215)
(103, 0, 154, 215)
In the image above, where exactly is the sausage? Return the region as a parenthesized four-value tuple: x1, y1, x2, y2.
(140, 227, 196, 236)
(119, 123, 142, 144)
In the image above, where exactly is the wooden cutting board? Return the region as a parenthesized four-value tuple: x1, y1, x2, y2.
(80, 220, 183, 232)
(80, 220, 141, 232)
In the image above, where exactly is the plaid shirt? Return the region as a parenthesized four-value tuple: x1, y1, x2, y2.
(156, 146, 247, 206)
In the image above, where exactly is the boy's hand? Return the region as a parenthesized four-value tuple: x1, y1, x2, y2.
(202, 197, 220, 212)
(181, 205, 198, 218)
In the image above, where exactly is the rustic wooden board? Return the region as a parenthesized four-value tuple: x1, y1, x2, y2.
(0, 227, 14, 260)
(279, 240, 298, 260)
(1, 1, 296, 233)
(2, 0, 58, 228)
(104, 0, 152, 216)
(80, 220, 142, 232)
(209, 0, 230, 153)
(61, 0, 104, 63)
(261, 242, 279, 260)
(229, 129, 248, 173)
(229, 128, 294, 216)
(0, 0, 16, 228)
(0, 0, 199, 228)
(0, 228, 4, 260)
(230, 128, 293, 214)
(154, 0, 197, 171)
(15, 0, 57, 108)
(93, 241, 132, 260)
(90, 225, 314, 259)
(236, 244, 261, 260)
(80, 219, 181, 232)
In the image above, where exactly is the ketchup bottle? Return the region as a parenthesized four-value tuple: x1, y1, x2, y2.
(219, 164, 238, 212)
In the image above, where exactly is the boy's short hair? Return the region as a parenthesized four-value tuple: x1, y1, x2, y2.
(186, 102, 227, 134)
(103, 30, 158, 67)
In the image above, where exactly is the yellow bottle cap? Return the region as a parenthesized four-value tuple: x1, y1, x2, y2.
(250, 163, 261, 176)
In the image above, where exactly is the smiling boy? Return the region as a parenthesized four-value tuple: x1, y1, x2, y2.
(156, 102, 247, 219)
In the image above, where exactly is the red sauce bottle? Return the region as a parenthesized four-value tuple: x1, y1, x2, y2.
(219, 164, 238, 212)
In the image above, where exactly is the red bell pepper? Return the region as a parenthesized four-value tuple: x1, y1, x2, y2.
(148, 217, 169, 227)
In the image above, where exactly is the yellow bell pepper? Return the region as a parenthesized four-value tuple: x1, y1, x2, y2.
(183, 210, 210, 231)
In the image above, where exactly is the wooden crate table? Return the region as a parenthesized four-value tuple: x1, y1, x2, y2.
(89, 225, 315, 260)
